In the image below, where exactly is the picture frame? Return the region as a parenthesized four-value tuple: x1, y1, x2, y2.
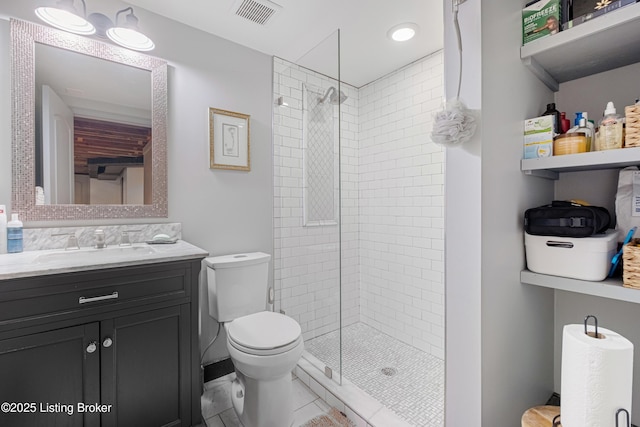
(209, 108, 251, 171)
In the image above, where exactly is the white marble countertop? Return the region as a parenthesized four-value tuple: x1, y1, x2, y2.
(0, 240, 209, 280)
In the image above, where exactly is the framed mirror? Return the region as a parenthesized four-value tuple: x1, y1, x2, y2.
(11, 19, 168, 221)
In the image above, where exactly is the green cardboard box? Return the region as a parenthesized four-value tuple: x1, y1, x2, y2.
(523, 0, 562, 45)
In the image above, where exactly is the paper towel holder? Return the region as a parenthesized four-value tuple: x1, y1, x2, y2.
(616, 408, 630, 427)
(584, 314, 602, 339)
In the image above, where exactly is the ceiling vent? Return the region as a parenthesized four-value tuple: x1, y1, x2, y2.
(233, 0, 282, 26)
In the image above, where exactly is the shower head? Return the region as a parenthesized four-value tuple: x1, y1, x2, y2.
(318, 86, 348, 105)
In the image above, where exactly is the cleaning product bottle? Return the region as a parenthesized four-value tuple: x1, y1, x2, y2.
(0, 205, 6, 255)
(542, 103, 561, 134)
(7, 213, 23, 254)
(598, 101, 623, 150)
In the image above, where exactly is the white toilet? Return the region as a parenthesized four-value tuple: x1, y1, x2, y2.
(205, 252, 304, 427)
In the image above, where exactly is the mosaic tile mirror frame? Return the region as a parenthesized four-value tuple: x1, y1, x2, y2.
(10, 19, 168, 221)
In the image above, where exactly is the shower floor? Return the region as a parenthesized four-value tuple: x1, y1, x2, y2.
(305, 322, 444, 427)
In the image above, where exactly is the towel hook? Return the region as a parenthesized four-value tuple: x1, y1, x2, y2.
(616, 408, 630, 427)
(584, 314, 598, 338)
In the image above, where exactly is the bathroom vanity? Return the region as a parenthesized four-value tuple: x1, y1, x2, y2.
(0, 241, 207, 427)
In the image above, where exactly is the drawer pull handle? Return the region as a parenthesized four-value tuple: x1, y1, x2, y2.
(79, 291, 119, 304)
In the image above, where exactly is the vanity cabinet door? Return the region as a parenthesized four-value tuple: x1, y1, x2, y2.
(0, 323, 100, 427)
(100, 305, 191, 427)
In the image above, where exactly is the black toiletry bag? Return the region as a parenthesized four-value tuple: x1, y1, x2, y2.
(524, 201, 611, 237)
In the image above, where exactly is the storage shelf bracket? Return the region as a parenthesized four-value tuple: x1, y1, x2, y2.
(521, 57, 559, 92)
(523, 169, 559, 180)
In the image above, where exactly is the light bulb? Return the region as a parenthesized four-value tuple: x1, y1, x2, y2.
(35, 6, 95, 35)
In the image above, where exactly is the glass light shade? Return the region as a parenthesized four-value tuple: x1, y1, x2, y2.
(387, 23, 418, 42)
(106, 27, 155, 51)
(35, 6, 95, 35)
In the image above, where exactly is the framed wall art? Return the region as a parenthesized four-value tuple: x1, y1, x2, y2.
(209, 108, 251, 171)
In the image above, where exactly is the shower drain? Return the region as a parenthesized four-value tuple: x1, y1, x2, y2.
(380, 367, 397, 376)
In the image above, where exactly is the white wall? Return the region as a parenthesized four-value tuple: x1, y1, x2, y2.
(0, 0, 273, 365)
(358, 53, 445, 358)
(445, 0, 558, 425)
(478, 0, 558, 424)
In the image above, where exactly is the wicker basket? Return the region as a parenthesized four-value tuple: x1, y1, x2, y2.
(622, 238, 640, 289)
(625, 105, 640, 148)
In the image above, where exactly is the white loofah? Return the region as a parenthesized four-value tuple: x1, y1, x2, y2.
(431, 99, 476, 146)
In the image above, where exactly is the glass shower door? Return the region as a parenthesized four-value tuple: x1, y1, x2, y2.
(272, 30, 343, 383)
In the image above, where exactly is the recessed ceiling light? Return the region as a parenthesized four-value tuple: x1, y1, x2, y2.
(387, 23, 418, 42)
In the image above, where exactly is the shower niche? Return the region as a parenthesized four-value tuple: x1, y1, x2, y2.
(302, 83, 344, 226)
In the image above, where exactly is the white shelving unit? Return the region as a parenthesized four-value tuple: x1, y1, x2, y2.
(521, 146, 640, 179)
(521, 2, 640, 91)
(520, 5, 640, 308)
(521, 270, 640, 304)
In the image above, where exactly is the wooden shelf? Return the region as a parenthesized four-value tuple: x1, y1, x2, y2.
(521, 147, 640, 179)
(521, 270, 640, 304)
(521, 3, 640, 91)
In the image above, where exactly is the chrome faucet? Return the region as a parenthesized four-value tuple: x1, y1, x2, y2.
(94, 229, 106, 249)
(52, 232, 80, 250)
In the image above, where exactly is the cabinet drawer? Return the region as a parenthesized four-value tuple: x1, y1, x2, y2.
(0, 264, 190, 323)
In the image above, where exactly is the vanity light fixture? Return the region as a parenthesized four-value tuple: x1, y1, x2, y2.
(387, 22, 418, 42)
(36, 2, 154, 52)
(106, 7, 155, 52)
(35, 0, 96, 35)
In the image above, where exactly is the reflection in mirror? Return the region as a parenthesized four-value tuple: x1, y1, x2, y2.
(11, 19, 168, 221)
(34, 43, 152, 206)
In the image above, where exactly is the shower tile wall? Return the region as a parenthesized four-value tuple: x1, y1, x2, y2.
(273, 52, 445, 358)
(273, 57, 360, 341)
(358, 52, 445, 359)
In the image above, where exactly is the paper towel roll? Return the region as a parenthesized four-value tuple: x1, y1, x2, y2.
(561, 324, 634, 427)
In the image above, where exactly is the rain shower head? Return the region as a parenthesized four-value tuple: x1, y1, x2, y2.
(318, 86, 348, 105)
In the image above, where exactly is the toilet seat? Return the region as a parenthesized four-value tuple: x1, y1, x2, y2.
(227, 311, 302, 356)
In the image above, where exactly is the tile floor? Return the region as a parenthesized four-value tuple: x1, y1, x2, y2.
(201, 372, 340, 427)
(305, 322, 444, 427)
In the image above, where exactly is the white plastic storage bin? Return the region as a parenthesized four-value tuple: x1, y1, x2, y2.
(524, 229, 619, 281)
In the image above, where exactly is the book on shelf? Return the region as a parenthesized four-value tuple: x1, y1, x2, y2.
(562, 0, 638, 30)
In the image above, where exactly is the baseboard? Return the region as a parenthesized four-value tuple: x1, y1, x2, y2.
(203, 358, 235, 383)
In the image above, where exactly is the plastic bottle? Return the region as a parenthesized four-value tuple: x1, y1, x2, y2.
(0, 205, 6, 255)
(7, 213, 23, 254)
(577, 118, 593, 152)
(542, 103, 561, 134)
(598, 101, 623, 150)
(582, 113, 596, 150)
(574, 112, 583, 127)
(560, 112, 571, 133)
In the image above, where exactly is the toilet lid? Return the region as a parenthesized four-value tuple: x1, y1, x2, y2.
(227, 311, 301, 350)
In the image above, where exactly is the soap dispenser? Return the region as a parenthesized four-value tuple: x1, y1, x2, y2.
(598, 101, 623, 150)
(7, 213, 23, 254)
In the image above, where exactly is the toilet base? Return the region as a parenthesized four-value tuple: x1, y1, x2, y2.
(231, 370, 294, 427)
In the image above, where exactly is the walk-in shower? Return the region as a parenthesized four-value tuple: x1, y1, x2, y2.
(273, 30, 445, 426)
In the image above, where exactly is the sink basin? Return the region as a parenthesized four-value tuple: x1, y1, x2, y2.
(35, 245, 157, 264)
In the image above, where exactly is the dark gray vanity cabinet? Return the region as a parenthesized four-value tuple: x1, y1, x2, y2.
(0, 259, 204, 427)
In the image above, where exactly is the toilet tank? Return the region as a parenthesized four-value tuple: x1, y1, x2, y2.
(205, 252, 271, 322)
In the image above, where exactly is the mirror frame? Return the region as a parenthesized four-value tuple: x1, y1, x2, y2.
(11, 18, 168, 221)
